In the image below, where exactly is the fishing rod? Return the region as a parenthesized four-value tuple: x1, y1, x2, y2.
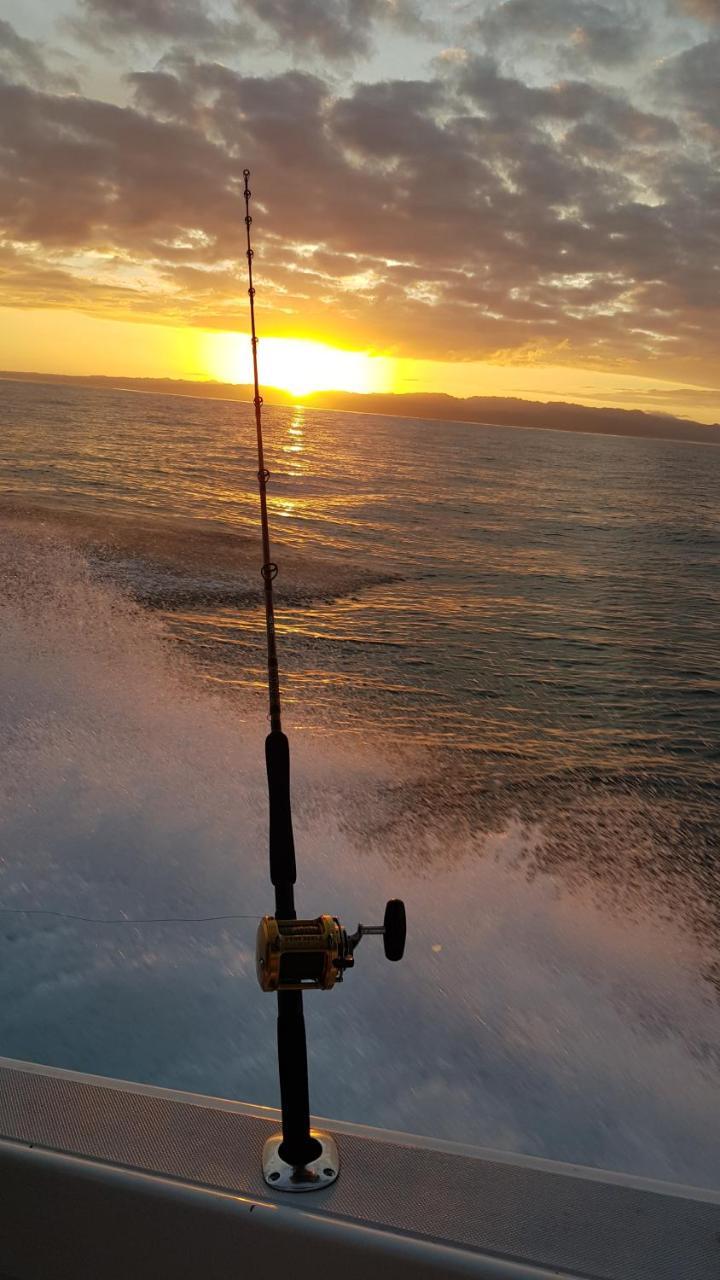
(242, 169, 406, 1191)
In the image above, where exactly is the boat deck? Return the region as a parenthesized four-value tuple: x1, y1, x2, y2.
(0, 1057, 718, 1279)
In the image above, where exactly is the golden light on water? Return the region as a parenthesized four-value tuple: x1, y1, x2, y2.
(203, 333, 394, 397)
(282, 408, 307, 481)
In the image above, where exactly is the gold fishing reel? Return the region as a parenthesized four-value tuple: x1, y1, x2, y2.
(256, 900, 406, 992)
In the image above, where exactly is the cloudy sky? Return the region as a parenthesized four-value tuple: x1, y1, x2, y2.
(1, 0, 718, 419)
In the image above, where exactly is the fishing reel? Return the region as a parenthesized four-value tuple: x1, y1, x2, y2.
(256, 899, 406, 992)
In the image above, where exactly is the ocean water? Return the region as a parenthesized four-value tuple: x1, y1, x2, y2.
(1, 376, 719, 1188)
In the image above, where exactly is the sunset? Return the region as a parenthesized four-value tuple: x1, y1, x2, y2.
(1, 2, 720, 1270)
(1, 0, 719, 420)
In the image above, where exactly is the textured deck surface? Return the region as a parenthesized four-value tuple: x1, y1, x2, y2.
(0, 1060, 719, 1279)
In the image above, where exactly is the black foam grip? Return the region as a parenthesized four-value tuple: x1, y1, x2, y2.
(265, 731, 297, 892)
(383, 898, 407, 961)
(277, 990, 322, 1167)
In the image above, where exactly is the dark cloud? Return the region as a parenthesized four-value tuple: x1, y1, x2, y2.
(69, 0, 253, 52)
(79, 0, 219, 39)
(475, 0, 648, 67)
(126, 68, 193, 118)
(1, 18, 718, 387)
(0, 76, 241, 249)
(655, 37, 720, 136)
(240, 0, 386, 59)
(456, 55, 675, 133)
(330, 78, 447, 159)
(70, 0, 427, 59)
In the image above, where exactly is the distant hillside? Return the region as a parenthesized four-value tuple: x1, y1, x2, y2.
(2, 370, 719, 447)
(308, 389, 720, 446)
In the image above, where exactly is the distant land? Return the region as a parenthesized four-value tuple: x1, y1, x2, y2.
(2, 370, 719, 447)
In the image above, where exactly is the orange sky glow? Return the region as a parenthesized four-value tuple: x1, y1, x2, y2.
(2, 307, 718, 424)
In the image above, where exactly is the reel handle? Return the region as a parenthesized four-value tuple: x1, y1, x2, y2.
(351, 899, 407, 961)
(383, 899, 407, 961)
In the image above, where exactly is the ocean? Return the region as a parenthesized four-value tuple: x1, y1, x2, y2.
(1, 376, 719, 1188)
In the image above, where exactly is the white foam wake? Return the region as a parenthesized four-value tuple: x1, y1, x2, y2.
(1, 528, 719, 1188)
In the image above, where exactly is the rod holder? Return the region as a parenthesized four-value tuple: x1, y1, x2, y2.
(262, 1130, 339, 1192)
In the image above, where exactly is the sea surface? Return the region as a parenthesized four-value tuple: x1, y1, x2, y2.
(1, 376, 719, 1188)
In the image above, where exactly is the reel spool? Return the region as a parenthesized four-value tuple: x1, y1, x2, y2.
(257, 899, 407, 992)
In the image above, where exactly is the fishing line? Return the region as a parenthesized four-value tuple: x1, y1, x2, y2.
(0, 908, 261, 926)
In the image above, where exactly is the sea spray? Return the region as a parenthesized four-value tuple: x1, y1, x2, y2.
(1, 528, 719, 1188)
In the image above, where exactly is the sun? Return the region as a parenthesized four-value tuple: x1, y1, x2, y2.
(203, 333, 393, 398)
(258, 338, 382, 397)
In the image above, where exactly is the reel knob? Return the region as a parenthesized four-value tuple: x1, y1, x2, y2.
(383, 899, 406, 961)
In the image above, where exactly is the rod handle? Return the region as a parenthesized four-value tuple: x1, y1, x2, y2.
(266, 731, 297, 891)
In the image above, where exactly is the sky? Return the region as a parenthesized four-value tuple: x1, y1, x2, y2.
(0, 0, 719, 420)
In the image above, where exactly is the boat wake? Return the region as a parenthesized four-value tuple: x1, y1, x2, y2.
(1, 529, 719, 1188)
(0, 502, 393, 609)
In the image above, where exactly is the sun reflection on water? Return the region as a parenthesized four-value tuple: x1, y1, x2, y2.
(281, 409, 307, 477)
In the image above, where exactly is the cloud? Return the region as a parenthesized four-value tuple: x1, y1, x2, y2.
(680, 0, 720, 20)
(70, 0, 428, 59)
(239, 0, 397, 59)
(1, 15, 719, 388)
(79, 0, 220, 39)
(474, 0, 648, 68)
(0, 18, 77, 90)
(0, 242, 149, 314)
(0, 19, 49, 84)
(456, 54, 677, 138)
(69, 0, 253, 52)
(655, 37, 720, 136)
